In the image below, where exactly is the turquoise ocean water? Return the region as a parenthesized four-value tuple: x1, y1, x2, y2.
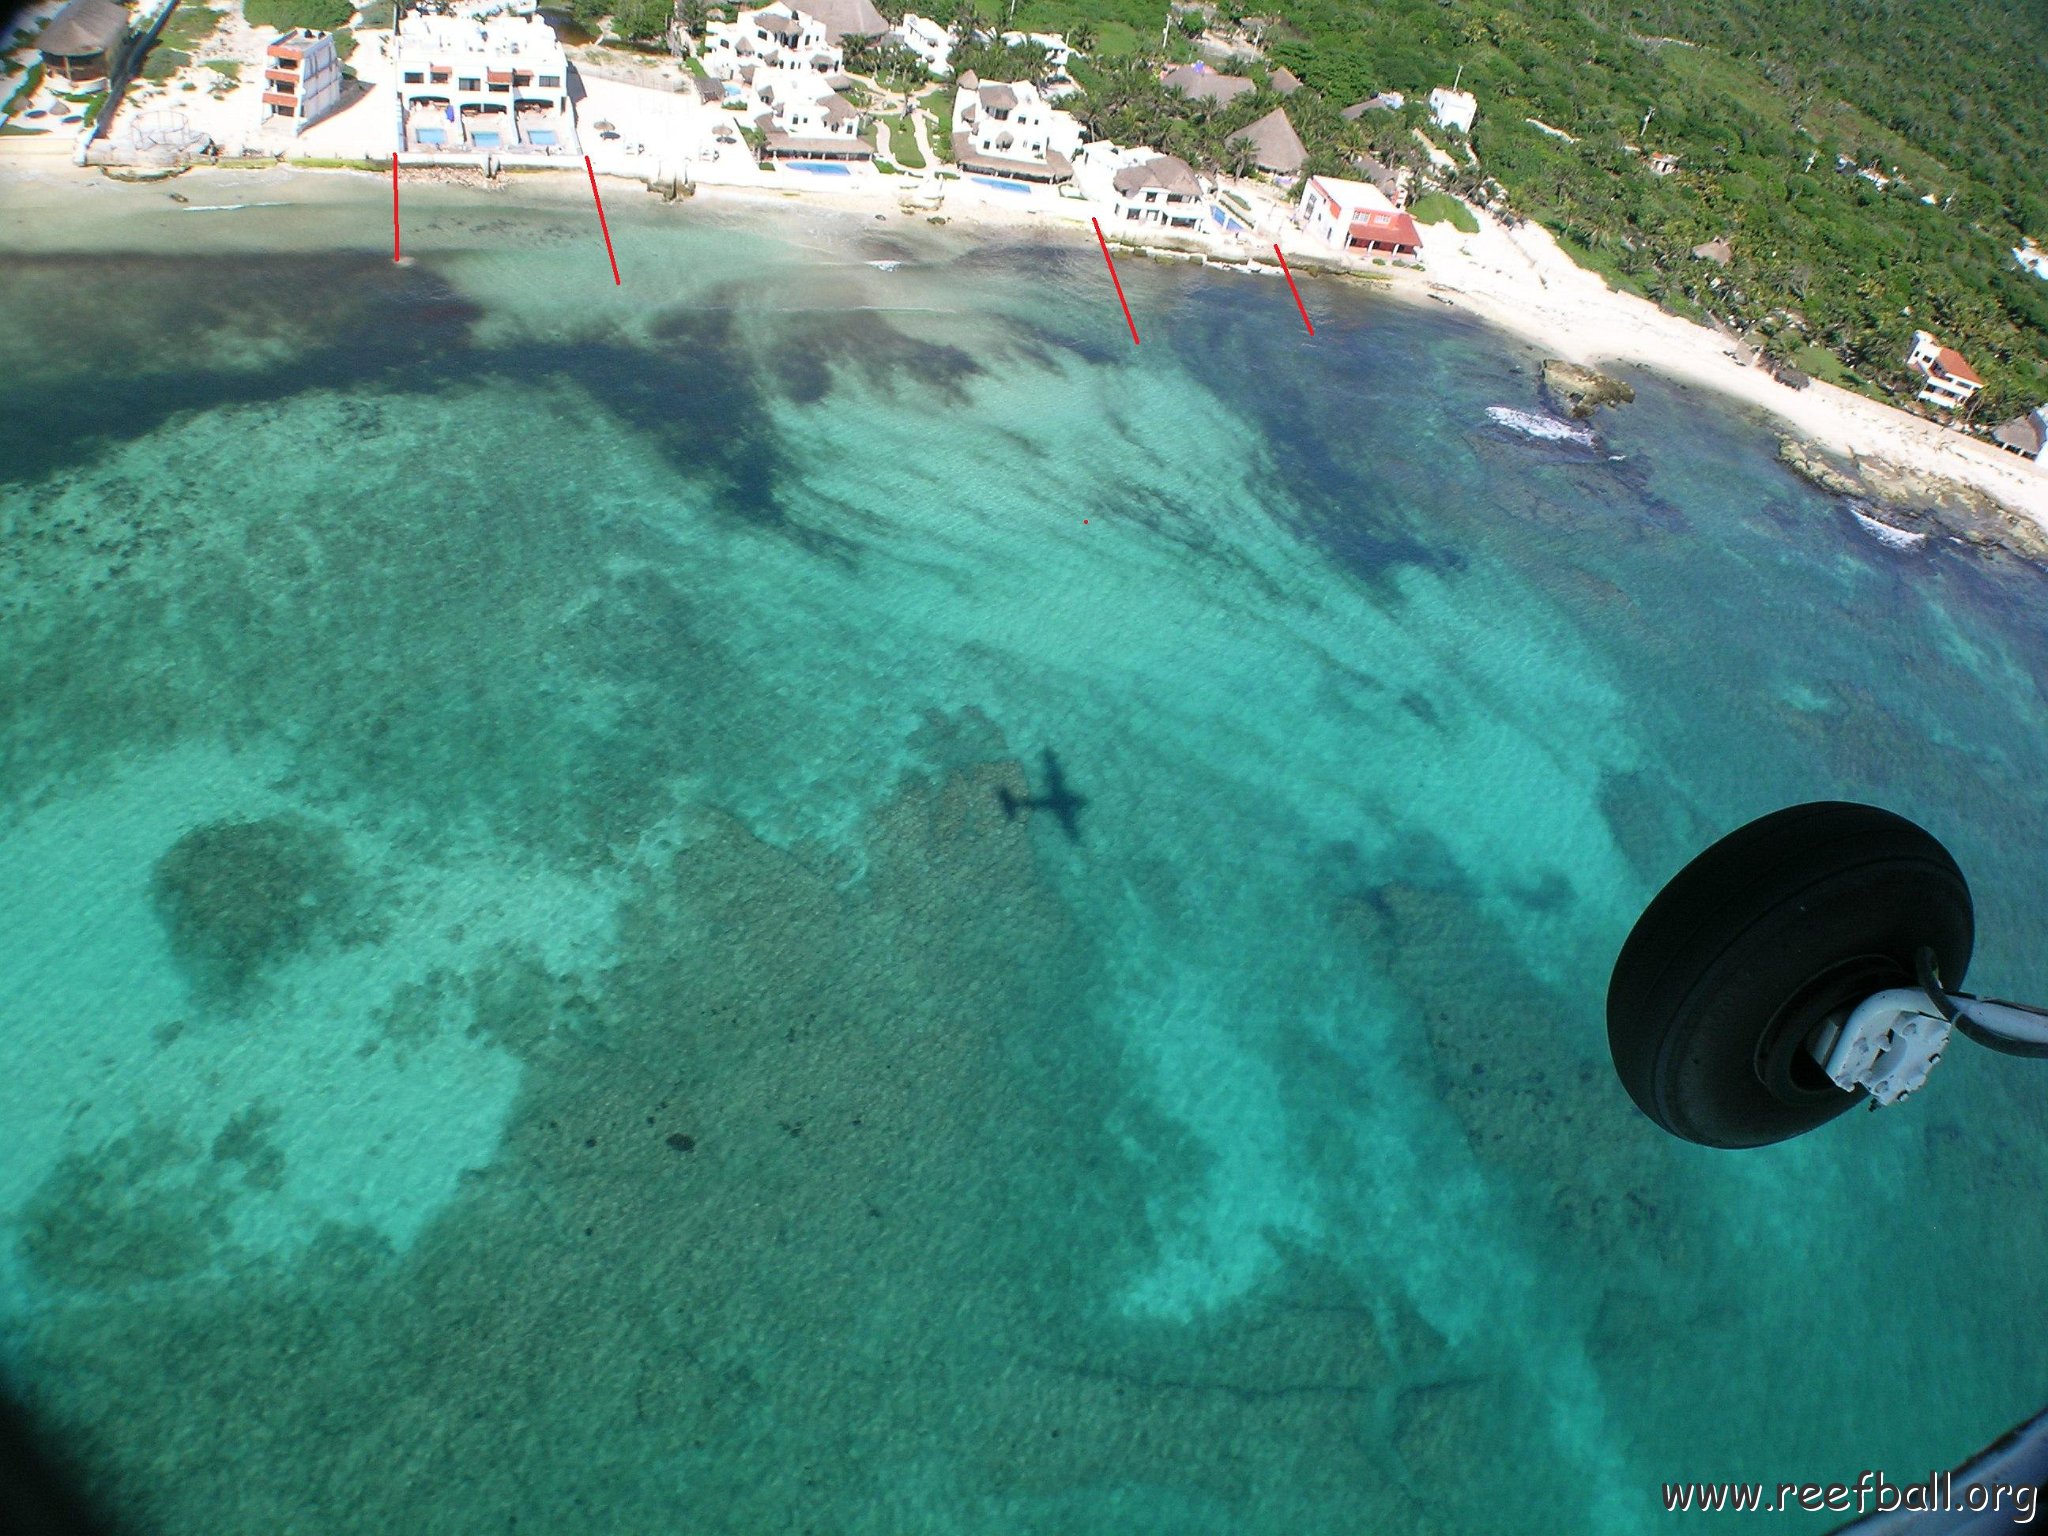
(3, 179, 2047, 1533)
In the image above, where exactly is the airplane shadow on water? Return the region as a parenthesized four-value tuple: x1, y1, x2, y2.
(996, 748, 1088, 844)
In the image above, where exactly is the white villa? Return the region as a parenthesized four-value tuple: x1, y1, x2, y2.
(2016, 243, 2048, 282)
(889, 12, 952, 73)
(392, 11, 576, 158)
(1905, 330, 1984, 410)
(1428, 85, 1476, 134)
(1295, 174, 1423, 257)
(1077, 144, 1209, 230)
(755, 83, 871, 159)
(951, 74, 1077, 181)
(704, 4, 844, 98)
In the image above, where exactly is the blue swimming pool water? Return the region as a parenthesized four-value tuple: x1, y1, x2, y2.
(785, 161, 851, 175)
(472, 131, 502, 149)
(528, 129, 557, 146)
(972, 176, 1031, 194)
(417, 128, 446, 145)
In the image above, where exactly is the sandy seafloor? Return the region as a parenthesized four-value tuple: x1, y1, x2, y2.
(2, 173, 2048, 1534)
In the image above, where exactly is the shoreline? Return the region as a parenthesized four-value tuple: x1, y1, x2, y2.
(3, 151, 2044, 561)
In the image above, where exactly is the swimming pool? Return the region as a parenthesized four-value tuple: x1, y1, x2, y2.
(527, 129, 558, 146)
(972, 176, 1031, 195)
(416, 128, 447, 145)
(472, 131, 502, 149)
(785, 162, 851, 176)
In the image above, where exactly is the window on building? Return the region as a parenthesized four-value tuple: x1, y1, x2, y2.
(404, 70, 424, 83)
(489, 82, 510, 92)
(538, 74, 559, 86)
(430, 70, 449, 82)
(459, 77, 480, 90)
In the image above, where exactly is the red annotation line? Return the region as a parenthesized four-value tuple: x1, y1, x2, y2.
(1273, 244, 1313, 335)
(391, 152, 400, 263)
(1091, 217, 1139, 345)
(585, 156, 621, 286)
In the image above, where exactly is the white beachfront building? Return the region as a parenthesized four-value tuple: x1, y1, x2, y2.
(392, 11, 576, 157)
(1905, 330, 1984, 411)
(1297, 174, 1397, 236)
(754, 81, 872, 160)
(703, 4, 844, 101)
(1428, 85, 1476, 134)
(889, 12, 952, 74)
(1076, 143, 1209, 230)
(261, 28, 342, 134)
(950, 74, 1078, 181)
(1295, 174, 1423, 257)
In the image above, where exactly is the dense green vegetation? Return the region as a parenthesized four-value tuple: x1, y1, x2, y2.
(242, 0, 353, 31)
(1067, 55, 1359, 178)
(569, 0, 677, 41)
(843, 33, 932, 90)
(976, 0, 2048, 417)
(158, 5, 223, 51)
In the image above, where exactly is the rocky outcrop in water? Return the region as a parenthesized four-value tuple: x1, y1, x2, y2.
(1540, 360, 1636, 418)
(1777, 436, 2048, 563)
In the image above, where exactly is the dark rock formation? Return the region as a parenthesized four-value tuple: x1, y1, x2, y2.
(1540, 359, 1636, 418)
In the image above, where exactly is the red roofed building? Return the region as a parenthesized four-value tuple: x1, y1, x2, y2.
(1296, 174, 1422, 258)
(1349, 209, 1422, 256)
(1906, 329, 1984, 410)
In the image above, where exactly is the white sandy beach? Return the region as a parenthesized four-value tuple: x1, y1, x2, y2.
(1, 134, 2044, 536)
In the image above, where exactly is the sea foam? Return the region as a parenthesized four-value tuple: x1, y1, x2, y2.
(1850, 506, 1929, 549)
(1486, 404, 1599, 447)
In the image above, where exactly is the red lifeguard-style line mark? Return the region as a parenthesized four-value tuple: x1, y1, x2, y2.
(585, 156, 621, 286)
(391, 153, 400, 262)
(1092, 218, 1139, 345)
(1274, 245, 1313, 335)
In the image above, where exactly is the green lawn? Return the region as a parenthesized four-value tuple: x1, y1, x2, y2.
(1792, 343, 1852, 386)
(887, 111, 924, 168)
(1408, 192, 1479, 233)
(927, 85, 953, 162)
(1094, 20, 1141, 56)
(139, 46, 191, 82)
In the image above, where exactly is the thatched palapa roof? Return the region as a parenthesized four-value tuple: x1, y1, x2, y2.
(39, 0, 128, 58)
(1237, 107, 1304, 173)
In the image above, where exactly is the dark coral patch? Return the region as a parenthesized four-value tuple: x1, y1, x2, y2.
(151, 816, 356, 993)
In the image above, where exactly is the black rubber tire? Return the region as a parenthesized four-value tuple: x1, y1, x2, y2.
(1607, 802, 1973, 1148)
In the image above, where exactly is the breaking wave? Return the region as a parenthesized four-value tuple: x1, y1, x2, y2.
(1486, 405, 1599, 448)
(1850, 506, 1929, 550)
